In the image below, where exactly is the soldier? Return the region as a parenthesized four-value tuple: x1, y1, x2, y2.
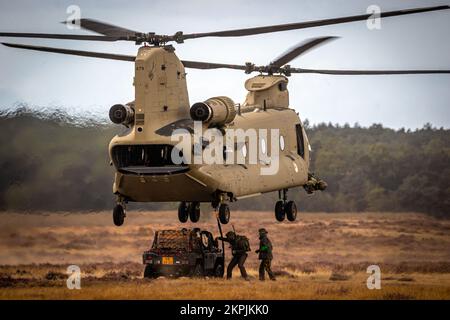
(219, 231, 250, 280)
(255, 228, 276, 281)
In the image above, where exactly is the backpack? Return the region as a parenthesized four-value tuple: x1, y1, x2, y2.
(236, 235, 251, 252)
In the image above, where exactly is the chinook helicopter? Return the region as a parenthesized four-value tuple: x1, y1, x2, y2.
(1, 5, 450, 226)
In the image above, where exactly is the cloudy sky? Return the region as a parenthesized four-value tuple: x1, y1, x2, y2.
(0, 0, 449, 128)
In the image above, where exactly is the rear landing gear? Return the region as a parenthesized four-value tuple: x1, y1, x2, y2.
(275, 189, 297, 222)
(285, 200, 297, 221)
(113, 203, 126, 226)
(178, 201, 201, 223)
(275, 200, 285, 222)
(218, 203, 230, 224)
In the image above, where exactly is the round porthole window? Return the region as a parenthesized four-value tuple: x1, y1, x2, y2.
(261, 138, 266, 154)
(280, 135, 285, 151)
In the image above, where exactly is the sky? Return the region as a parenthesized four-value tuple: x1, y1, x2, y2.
(0, 0, 449, 129)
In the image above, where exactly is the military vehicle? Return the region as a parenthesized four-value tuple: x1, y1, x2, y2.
(142, 228, 225, 278)
(2, 5, 449, 225)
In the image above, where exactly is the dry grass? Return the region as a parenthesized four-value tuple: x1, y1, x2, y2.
(1, 264, 450, 300)
(0, 211, 450, 299)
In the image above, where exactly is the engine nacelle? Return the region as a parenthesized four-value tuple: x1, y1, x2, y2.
(190, 96, 236, 127)
(109, 104, 135, 126)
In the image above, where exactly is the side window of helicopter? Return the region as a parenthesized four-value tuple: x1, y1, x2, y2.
(296, 124, 305, 159)
(222, 146, 227, 162)
(280, 135, 285, 151)
(260, 138, 267, 155)
(241, 143, 247, 158)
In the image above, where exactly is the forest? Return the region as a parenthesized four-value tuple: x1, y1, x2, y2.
(0, 108, 449, 217)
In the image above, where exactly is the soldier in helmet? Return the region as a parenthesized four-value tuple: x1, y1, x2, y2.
(218, 230, 250, 280)
(255, 228, 276, 281)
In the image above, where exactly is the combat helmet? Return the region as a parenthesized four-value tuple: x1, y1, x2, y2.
(226, 231, 236, 240)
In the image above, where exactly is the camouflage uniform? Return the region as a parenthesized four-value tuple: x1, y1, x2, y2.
(256, 228, 276, 281)
(219, 231, 249, 280)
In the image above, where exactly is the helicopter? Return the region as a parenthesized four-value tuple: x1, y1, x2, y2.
(1, 5, 449, 226)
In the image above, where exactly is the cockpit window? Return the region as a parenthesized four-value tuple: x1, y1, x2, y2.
(111, 144, 188, 175)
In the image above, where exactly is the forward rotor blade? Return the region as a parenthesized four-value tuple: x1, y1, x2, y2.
(0, 42, 248, 70)
(181, 5, 450, 40)
(270, 37, 337, 68)
(4, 43, 449, 76)
(1, 43, 135, 62)
(0, 32, 123, 42)
(62, 18, 140, 37)
(180, 60, 247, 71)
(291, 68, 450, 75)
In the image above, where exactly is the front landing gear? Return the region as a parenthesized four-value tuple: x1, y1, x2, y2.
(178, 202, 189, 223)
(189, 202, 201, 223)
(113, 203, 126, 226)
(178, 201, 201, 223)
(275, 189, 298, 222)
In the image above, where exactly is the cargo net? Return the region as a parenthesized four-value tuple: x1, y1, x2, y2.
(152, 229, 191, 250)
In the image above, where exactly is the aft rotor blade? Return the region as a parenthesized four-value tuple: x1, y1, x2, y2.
(62, 18, 140, 37)
(2, 43, 135, 62)
(181, 6, 450, 40)
(291, 68, 450, 75)
(270, 37, 337, 68)
(0, 32, 123, 42)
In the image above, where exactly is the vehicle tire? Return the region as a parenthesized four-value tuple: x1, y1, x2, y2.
(218, 203, 230, 224)
(178, 201, 189, 223)
(213, 263, 224, 278)
(275, 201, 285, 222)
(285, 201, 297, 222)
(191, 263, 204, 278)
(143, 265, 155, 278)
(113, 204, 125, 226)
(189, 202, 201, 223)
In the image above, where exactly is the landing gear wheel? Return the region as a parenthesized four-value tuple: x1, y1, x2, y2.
(178, 201, 189, 223)
(285, 201, 297, 222)
(275, 201, 285, 222)
(218, 203, 230, 224)
(113, 204, 125, 226)
(189, 202, 201, 223)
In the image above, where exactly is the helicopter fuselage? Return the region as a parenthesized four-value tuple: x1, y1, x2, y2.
(108, 46, 310, 203)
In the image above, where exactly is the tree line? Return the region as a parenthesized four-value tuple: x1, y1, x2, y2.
(0, 113, 448, 216)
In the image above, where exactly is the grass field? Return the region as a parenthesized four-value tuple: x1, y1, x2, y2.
(1, 210, 450, 299)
